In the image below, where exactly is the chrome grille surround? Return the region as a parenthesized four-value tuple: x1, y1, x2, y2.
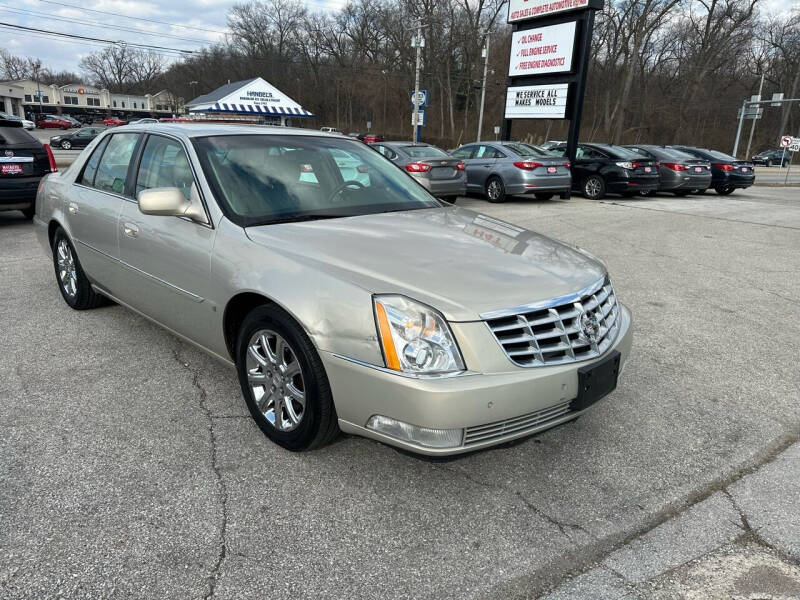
(483, 276, 620, 367)
(463, 401, 572, 446)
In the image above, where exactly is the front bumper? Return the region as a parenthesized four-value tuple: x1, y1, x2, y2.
(325, 304, 633, 455)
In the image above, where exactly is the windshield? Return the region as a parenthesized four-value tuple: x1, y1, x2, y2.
(193, 134, 441, 226)
(400, 145, 449, 158)
(504, 143, 551, 157)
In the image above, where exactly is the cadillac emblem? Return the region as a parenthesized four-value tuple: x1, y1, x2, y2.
(3, 150, 13, 158)
(579, 312, 600, 344)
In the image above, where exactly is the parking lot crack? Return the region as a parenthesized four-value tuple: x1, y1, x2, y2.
(171, 346, 228, 600)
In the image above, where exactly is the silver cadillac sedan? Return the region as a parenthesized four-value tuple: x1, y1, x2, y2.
(33, 124, 633, 456)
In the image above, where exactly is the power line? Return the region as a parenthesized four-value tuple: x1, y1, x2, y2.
(0, 21, 197, 54)
(34, 0, 229, 35)
(0, 3, 218, 45)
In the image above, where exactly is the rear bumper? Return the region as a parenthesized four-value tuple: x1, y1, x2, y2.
(0, 176, 41, 205)
(326, 304, 633, 456)
(417, 176, 467, 197)
(714, 174, 755, 188)
(607, 177, 659, 193)
(507, 175, 571, 196)
(659, 173, 712, 191)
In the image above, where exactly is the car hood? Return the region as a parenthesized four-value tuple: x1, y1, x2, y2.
(244, 206, 606, 322)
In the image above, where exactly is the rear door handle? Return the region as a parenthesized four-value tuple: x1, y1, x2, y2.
(122, 222, 139, 238)
(67, 202, 78, 214)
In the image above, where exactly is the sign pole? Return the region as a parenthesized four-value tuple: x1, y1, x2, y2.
(565, 8, 595, 166)
(744, 73, 765, 161)
(477, 34, 490, 142)
(412, 21, 422, 143)
(732, 99, 747, 158)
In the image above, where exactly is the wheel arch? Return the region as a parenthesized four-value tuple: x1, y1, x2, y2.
(223, 292, 276, 360)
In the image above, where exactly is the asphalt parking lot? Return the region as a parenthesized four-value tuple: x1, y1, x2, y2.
(1, 186, 799, 599)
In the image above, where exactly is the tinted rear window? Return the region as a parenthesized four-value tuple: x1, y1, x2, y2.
(504, 143, 550, 157)
(0, 126, 38, 146)
(706, 149, 736, 161)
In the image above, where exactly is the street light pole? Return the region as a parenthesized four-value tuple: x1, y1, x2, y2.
(411, 20, 423, 143)
(732, 98, 747, 157)
(477, 34, 490, 142)
(744, 73, 765, 160)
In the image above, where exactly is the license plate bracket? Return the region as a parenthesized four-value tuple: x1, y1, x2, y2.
(1, 164, 23, 175)
(570, 350, 621, 412)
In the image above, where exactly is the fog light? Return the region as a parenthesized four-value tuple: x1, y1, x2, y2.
(365, 415, 463, 449)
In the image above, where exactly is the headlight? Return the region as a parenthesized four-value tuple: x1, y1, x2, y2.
(373, 295, 465, 374)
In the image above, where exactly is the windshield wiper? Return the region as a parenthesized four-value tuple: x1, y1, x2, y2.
(246, 214, 350, 227)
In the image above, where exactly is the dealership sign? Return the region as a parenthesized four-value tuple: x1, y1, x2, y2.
(505, 83, 568, 119)
(509, 22, 576, 77)
(508, 0, 589, 22)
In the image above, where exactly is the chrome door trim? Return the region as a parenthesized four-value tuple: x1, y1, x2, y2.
(117, 259, 205, 303)
(91, 283, 234, 367)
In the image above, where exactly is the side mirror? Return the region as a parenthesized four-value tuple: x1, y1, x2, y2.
(137, 187, 207, 224)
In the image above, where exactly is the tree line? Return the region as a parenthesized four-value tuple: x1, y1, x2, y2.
(2, 0, 798, 153)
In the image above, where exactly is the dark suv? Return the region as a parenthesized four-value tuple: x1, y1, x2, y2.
(0, 118, 56, 218)
(751, 149, 789, 167)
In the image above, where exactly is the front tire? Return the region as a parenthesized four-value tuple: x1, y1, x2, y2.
(236, 304, 339, 451)
(582, 175, 606, 200)
(61, 140, 72, 150)
(485, 176, 506, 203)
(51, 228, 106, 309)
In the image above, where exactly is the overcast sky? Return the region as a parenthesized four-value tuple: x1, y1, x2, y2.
(3, 0, 798, 79)
(2, 0, 347, 76)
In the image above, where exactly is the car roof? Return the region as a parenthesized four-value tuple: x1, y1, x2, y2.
(106, 123, 349, 140)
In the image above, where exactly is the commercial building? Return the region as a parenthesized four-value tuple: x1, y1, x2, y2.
(0, 82, 25, 118)
(184, 77, 314, 126)
(0, 80, 180, 119)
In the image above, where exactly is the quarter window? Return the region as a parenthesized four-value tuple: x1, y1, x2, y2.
(93, 133, 139, 195)
(374, 145, 397, 160)
(135, 135, 195, 200)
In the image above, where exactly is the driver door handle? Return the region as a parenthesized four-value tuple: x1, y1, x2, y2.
(122, 222, 139, 238)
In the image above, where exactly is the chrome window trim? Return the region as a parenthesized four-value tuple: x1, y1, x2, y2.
(479, 276, 606, 320)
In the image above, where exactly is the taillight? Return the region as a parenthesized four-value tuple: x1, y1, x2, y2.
(456, 161, 465, 171)
(405, 162, 431, 173)
(631, 161, 643, 169)
(562, 161, 570, 169)
(513, 161, 543, 170)
(44, 143, 57, 173)
(714, 163, 735, 171)
(662, 162, 688, 171)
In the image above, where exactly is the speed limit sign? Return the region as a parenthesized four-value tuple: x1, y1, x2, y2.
(780, 135, 792, 148)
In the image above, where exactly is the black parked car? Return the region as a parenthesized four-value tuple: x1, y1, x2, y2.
(0, 118, 56, 219)
(670, 146, 755, 195)
(751, 149, 789, 167)
(624, 145, 712, 196)
(551, 142, 659, 199)
(49, 127, 103, 150)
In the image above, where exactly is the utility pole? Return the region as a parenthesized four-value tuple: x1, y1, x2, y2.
(411, 20, 424, 143)
(477, 34, 490, 142)
(744, 72, 765, 160)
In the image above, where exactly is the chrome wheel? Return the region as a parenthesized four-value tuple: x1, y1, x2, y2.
(585, 177, 602, 198)
(56, 239, 77, 298)
(61, 140, 71, 150)
(245, 329, 306, 431)
(487, 179, 502, 201)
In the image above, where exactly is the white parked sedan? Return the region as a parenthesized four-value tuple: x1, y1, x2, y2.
(33, 124, 633, 455)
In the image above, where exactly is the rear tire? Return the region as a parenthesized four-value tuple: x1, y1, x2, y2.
(765, 160, 771, 167)
(236, 304, 339, 452)
(582, 175, 606, 200)
(715, 186, 735, 196)
(673, 190, 691, 196)
(51, 228, 107, 310)
(485, 176, 506, 203)
(21, 205, 34, 219)
(534, 193, 554, 201)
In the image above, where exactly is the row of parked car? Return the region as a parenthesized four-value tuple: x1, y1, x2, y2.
(361, 139, 756, 202)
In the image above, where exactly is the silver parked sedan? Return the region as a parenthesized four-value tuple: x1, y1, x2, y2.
(370, 142, 466, 200)
(451, 141, 571, 203)
(34, 124, 633, 456)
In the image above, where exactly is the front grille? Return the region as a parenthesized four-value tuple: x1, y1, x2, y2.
(485, 277, 620, 367)
(463, 401, 572, 446)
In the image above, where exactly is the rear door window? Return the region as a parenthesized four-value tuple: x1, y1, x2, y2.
(79, 136, 110, 186)
(451, 146, 475, 159)
(93, 133, 139, 195)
